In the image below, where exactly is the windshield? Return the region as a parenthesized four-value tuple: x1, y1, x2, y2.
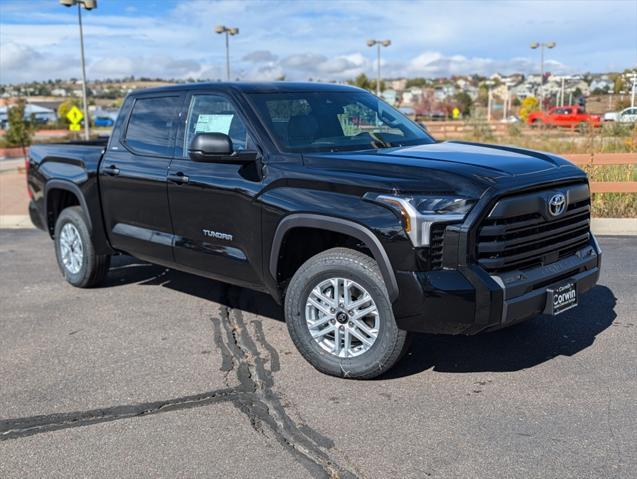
(247, 90, 435, 153)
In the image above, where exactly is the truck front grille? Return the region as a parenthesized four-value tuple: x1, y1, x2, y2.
(476, 186, 591, 273)
(429, 224, 446, 269)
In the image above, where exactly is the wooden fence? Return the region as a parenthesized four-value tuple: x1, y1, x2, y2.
(563, 153, 637, 193)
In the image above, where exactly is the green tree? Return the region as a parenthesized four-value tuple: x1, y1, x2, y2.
(350, 73, 371, 90)
(518, 96, 539, 122)
(5, 99, 37, 158)
(611, 74, 625, 94)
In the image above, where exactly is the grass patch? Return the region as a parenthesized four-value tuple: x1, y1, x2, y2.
(583, 164, 637, 217)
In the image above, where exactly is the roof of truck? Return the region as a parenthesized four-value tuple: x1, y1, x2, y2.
(129, 81, 363, 95)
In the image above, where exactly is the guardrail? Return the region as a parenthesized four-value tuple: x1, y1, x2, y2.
(564, 153, 637, 193)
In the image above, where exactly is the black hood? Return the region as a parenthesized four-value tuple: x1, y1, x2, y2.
(301, 141, 584, 198)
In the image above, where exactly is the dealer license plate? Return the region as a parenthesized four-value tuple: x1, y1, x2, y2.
(545, 281, 578, 315)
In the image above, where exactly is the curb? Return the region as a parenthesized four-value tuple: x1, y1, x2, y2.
(0, 158, 26, 174)
(0, 215, 34, 229)
(591, 218, 637, 236)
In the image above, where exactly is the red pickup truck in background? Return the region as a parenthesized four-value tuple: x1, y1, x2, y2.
(527, 106, 602, 129)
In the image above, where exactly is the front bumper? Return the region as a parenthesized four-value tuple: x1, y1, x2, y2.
(393, 237, 601, 335)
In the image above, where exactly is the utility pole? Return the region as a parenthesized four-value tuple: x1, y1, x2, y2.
(629, 72, 637, 108)
(367, 39, 391, 97)
(530, 41, 556, 111)
(215, 25, 239, 81)
(60, 0, 96, 141)
(485, 80, 494, 121)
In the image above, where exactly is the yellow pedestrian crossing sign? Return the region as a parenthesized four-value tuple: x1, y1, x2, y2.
(66, 106, 84, 130)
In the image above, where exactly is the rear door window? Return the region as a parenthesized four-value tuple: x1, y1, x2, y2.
(124, 96, 181, 157)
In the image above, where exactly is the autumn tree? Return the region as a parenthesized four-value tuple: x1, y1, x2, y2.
(518, 96, 539, 122)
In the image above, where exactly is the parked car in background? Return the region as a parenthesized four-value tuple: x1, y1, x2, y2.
(603, 107, 637, 123)
(500, 115, 521, 124)
(527, 106, 601, 129)
(94, 116, 115, 127)
(603, 111, 620, 122)
(617, 107, 637, 123)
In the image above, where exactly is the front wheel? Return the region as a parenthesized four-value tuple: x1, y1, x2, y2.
(284, 248, 409, 379)
(54, 206, 110, 288)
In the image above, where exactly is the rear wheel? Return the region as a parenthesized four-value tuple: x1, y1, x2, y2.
(54, 206, 110, 288)
(284, 248, 409, 379)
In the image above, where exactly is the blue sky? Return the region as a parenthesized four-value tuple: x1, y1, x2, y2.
(1, 0, 636, 84)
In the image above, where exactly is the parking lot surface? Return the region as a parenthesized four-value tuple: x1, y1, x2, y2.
(1, 230, 635, 478)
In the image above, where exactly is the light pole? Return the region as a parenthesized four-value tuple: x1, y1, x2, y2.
(559, 75, 571, 106)
(215, 25, 239, 81)
(628, 72, 637, 108)
(485, 80, 494, 121)
(367, 39, 391, 97)
(60, 0, 96, 141)
(530, 41, 556, 111)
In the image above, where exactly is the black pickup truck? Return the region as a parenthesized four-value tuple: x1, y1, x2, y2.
(27, 82, 601, 378)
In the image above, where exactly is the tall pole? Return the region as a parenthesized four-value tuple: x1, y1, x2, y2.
(367, 39, 390, 97)
(215, 26, 238, 81)
(376, 43, 381, 97)
(77, 2, 90, 140)
(225, 31, 230, 81)
(630, 73, 637, 108)
(487, 86, 492, 121)
(531, 41, 555, 111)
(503, 85, 509, 120)
(539, 44, 544, 111)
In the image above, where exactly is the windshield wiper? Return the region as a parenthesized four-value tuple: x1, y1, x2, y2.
(369, 132, 392, 149)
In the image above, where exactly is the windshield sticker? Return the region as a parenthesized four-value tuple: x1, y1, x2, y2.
(195, 114, 234, 134)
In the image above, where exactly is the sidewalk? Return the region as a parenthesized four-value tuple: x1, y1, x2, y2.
(0, 171, 29, 216)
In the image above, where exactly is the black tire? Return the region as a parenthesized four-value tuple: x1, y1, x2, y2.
(284, 247, 409, 379)
(54, 206, 110, 288)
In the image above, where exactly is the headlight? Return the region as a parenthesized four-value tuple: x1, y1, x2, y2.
(365, 193, 475, 246)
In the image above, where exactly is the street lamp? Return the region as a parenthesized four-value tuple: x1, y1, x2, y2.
(628, 72, 637, 108)
(60, 0, 96, 141)
(215, 25, 239, 81)
(530, 41, 556, 111)
(485, 80, 494, 121)
(367, 39, 391, 97)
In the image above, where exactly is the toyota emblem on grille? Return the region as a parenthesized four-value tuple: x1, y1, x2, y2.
(548, 193, 566, 217)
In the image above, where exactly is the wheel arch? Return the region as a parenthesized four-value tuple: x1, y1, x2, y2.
(269, 214, 399, 302)
(45, 180, 93, 237)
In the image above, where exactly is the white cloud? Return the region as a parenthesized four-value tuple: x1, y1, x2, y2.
(243, 50, 278, 63)
(0, 0, 634, 84)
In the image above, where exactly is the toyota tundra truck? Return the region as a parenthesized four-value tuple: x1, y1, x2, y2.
(27, 82, 601, 378)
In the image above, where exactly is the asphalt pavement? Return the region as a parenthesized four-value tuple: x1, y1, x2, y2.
(0, 230, 635, 478)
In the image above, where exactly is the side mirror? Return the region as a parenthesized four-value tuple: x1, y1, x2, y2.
(188, 133, 233, 162)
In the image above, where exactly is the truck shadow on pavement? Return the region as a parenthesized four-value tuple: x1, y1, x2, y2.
(383, 284, 617, 379)
(106, 256, 617, 379)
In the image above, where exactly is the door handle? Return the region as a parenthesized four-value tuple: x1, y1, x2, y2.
(104, 164, 120, 176)
(167, 172, 189, 184)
